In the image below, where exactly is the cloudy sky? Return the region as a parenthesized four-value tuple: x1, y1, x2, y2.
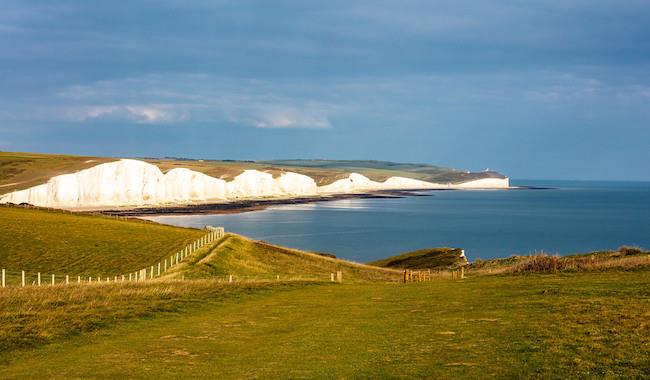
(1, 1, 649, 180)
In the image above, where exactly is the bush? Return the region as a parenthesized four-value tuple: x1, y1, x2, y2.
(510, 254, 561, 273)
(618, 246, 643, 256)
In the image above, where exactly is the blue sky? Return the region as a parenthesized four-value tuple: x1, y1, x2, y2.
(1, 1, 649, 180)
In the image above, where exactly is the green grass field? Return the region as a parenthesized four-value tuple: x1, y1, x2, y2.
(0, 205, 203, 278)
(1, 271, 647, 379)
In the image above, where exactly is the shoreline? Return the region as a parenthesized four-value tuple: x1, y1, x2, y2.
(97, 186, 547, 217)
(98, 191, 415, 217)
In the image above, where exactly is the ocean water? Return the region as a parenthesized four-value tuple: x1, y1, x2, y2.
(146, 180, 650, 262)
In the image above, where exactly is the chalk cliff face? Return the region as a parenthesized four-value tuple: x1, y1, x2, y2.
(163, 168, 227, 203)
(0, 159, 509, 209)
(317, 173, 383, 194)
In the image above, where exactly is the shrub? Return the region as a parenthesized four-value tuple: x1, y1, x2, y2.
(510, 254, 561, 273)
(618, 246, 644, 256)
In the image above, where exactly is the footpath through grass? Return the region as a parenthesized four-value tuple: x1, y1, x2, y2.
(1, 270, 647, 379)
(0, 205, 203, 277)
(172, 233, 400, 282)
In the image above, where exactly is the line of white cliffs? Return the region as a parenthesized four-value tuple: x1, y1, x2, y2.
(0, 159, 509, 209)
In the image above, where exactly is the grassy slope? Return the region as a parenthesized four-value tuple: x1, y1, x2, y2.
(0, 152, 114, 193)
(369, 247, 468, 270)
(167, 233, 401, 282)
(0, 205, 203, 278)
(1, 271, 648, 379)
(0, 151, 506, 193)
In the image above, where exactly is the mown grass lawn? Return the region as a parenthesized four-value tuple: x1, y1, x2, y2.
(0, 205, 203, 278)
(1, 270, 647, 379)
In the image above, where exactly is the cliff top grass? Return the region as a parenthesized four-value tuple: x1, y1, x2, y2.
(0, 151, 506, 193)
(368, 247, 468, 270)
(0, 151, 114, 193)
(166, 233, 401, 283)
(0, 205, 203, 277)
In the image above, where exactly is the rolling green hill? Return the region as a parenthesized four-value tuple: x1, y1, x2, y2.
(164, 233, 401, 283)
(369, 247, 468, 270)
(0, 205, 203, 277)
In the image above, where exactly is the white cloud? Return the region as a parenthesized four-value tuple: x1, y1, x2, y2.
(63, 105, 183, 124)
(51, 74, 338, 129)
(237, 109, 331, 129)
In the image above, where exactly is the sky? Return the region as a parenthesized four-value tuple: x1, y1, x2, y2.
(1, 1, 649, 181)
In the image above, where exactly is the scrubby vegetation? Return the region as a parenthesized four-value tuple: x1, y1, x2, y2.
(470, 246, 649, 274)
(368, 247, 468, 270)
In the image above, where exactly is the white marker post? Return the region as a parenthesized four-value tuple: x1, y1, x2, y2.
(22, 271, 25, 287)
(1, 269, 5, 288)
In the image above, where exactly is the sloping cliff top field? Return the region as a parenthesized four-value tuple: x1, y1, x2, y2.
(0, 151, 506, 193)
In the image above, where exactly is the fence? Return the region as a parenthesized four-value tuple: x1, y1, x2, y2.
(402, 267, 465, 283)
(0, 226, 225, 288)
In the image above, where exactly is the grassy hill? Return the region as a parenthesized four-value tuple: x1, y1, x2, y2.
(369, 247, 468, 270)
(0, 205, 203, 277)
(165, 233, 401, 282)
(0, 151, 507, 192)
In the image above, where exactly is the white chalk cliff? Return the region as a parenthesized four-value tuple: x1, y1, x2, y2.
(0, 159, 509, 209)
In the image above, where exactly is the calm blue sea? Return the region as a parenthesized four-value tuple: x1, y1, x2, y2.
(146, 180, 650, 262)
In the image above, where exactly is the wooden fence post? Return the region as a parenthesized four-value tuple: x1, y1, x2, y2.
(37, 272, 41, 286)
(78, 275, 81, 283)
(1, 269, 4, 288)
(403, 270, 407, 283)
(51, 274, 55, 285)
(22, 271, 25, 287)
(150, 266, 154, 278)
(336, 271, 342, 283)
(66, 275, 69, 285)
(331, 272, 335, 282)
(158, 263, 161, 277)
(88, 276, 92, 283)
(461, 267, 465, 279)
(228, 274, 233, 283)
(122, 275, 125, 282)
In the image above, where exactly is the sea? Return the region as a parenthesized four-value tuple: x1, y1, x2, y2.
(145, 180, 650, 262)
